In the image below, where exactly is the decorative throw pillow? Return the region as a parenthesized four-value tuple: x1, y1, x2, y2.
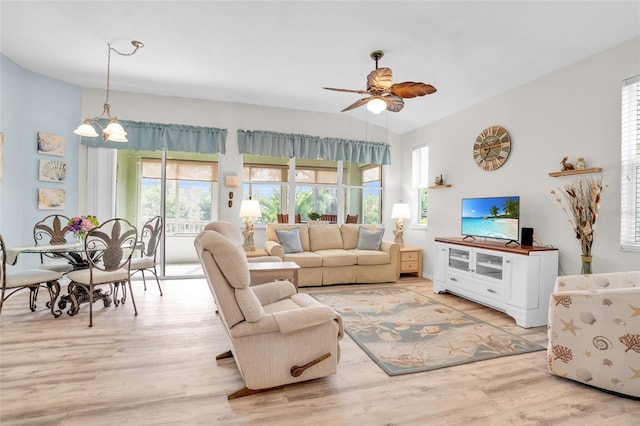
(356, 226, 384, 250)
(275, 227, 304, 254)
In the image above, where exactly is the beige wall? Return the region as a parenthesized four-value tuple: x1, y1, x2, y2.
(402, 37, 640, 276)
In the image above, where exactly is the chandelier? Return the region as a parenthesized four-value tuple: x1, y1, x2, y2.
(73, 40, 144, 142)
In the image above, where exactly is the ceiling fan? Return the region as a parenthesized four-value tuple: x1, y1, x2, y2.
(323, 50, 437, 114)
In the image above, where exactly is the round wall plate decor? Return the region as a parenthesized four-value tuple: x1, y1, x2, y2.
(473, 125, 511, 171)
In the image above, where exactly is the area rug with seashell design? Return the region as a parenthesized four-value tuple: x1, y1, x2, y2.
(310, 287, 544, 376)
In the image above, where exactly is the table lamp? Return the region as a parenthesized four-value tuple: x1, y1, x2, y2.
(239, 199, 261, 251)
(391, 203, 410, 246)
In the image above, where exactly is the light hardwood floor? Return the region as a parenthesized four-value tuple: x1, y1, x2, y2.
(1, 277, 638, 425)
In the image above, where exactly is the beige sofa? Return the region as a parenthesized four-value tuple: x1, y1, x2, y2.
(547, 271, 640, 398)
(264, 223, 399, 287)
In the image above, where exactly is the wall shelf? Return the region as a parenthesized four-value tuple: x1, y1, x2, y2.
(548, 167, 602, 177)
(428, 184, 452, 189)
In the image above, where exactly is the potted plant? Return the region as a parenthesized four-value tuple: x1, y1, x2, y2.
(308, 212, 321, 221)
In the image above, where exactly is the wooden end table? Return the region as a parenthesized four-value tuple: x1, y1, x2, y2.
(398, 245, 423, 278)
(244, 248, 269, 258)
(247, 261, 300, 290)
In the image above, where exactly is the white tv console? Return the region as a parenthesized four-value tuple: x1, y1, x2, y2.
(433, 237, 559, 328)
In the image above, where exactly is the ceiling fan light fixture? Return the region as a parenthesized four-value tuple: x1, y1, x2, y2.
(76, 40, 143, 143)
(367, 97, 387, 114)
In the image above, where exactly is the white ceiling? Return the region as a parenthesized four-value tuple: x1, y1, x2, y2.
(2, 1, 639, 134)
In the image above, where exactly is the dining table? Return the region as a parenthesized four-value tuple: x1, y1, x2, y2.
(7, 242, 115, 316)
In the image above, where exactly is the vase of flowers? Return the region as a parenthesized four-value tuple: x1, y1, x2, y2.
(551, 175, 607, 274)
(67, 215, 100, 243)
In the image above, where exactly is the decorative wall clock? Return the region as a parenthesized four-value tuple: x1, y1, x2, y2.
(473, 125, 511, 171)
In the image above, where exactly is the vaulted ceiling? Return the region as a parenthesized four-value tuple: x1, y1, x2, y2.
(2, 1, 639, 134)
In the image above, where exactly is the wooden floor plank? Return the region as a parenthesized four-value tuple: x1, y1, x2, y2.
(1, 277, 638, 425)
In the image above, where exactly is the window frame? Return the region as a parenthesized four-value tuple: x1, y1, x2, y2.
(620, 75, 640, 252)
(412, 145, 429, 227)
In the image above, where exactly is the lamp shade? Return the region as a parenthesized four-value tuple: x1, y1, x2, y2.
(105, 121, 127, 136)
(106, 132, 128, 142)
(74, 123, 99, 137)
(367, 97, 387, 114)
(239, 199, 262, 218)
(391, 203, 411, 219)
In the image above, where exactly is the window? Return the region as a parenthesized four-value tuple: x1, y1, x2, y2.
(243, 155, 383, 224)
(343, 164, 382, 225)
(412, 145, 429, 226)
(140, 158, 217, 234)
(243, 156, 289, 224)
(621, 76, 640, 251)
(295, 160, 338, 221)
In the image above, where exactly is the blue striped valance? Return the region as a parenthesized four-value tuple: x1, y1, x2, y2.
(80, 119, 227, 154)
(237, 130, 391, 165)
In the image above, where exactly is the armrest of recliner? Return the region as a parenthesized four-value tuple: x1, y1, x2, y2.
(229, 305, 342, 338)
(272, 305, 340, 334)
(251, 280, 296, 305)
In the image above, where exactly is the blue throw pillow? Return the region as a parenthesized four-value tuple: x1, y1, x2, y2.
(356, 226, 384, 250)
(275, 227, 303, 254)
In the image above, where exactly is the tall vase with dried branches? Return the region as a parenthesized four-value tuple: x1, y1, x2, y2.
(551, 175, 607, 274)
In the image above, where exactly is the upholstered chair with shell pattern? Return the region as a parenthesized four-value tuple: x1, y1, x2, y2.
(547, 271, 640, 398)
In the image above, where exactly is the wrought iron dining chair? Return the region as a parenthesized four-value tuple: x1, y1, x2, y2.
(129, 215, 163, 296)
(65, 218, 138, 327)
(33, 214, 74, 273)
(0, 234, 63, 317)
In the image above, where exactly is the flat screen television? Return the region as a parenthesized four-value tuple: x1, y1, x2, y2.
(461, 196, 520, 243)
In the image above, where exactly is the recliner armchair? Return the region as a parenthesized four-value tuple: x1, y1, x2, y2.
(195, 228, 343, 399)
(204, 221, 283, 285)
(547, 271, 640, 398)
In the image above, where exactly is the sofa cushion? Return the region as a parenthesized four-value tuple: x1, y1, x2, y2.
(353, 249, 390, 265)
(309, 225, 343, 251)
(267, 224, 311, 251)
(275, 227, 303, 253)
(356, 226, 384, 250)
(314, 249, 357, 267)
(283, 251, 323, 267)
(341, 224, 375, 249)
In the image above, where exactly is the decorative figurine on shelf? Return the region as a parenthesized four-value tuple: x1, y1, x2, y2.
(576, 157, 586, 170)
(560, 156, 575, 171)
(434, 174, 444, 185)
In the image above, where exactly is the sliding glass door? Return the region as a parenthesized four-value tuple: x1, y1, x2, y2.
(115, 149, 218, 278)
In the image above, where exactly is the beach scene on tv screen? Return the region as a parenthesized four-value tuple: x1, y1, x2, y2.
(461, 196, 519, 240)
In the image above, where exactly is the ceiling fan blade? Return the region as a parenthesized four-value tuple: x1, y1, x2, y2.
(323, 87, 369, 95)
(341, 97, 372, 112)
(384, 94, 404, 112)
(367, 67, 393, 91)
(390, 82, 437, 98)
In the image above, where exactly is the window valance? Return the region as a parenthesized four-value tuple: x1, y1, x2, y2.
(80, 119, 227, 154)
(237, 130, 391, 165)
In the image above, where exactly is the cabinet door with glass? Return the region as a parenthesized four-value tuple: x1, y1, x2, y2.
(447, 247, 472, 275)
(473, 249, 505, 283)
